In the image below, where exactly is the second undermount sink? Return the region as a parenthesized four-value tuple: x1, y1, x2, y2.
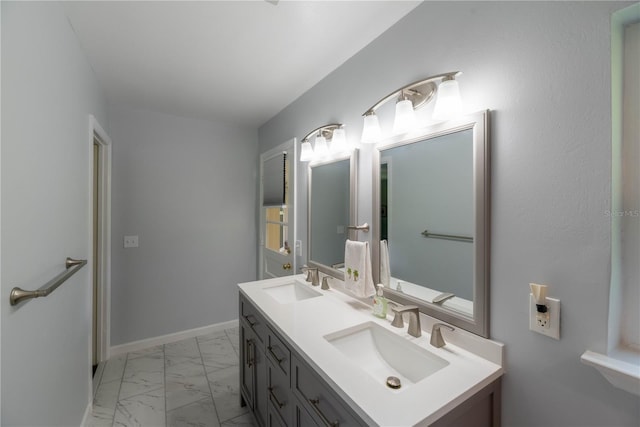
(262, 281, 322, 304)
(324, 322, 449, 390)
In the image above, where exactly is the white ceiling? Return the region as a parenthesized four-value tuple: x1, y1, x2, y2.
(62, 1, 422, 128)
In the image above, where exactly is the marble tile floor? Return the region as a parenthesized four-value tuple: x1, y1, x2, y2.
(86, 326, 257, 427)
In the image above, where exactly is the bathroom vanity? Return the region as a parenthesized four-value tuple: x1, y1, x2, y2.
(238, 275, 503, 427)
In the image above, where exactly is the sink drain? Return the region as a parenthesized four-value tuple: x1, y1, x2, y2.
(386, 376, 401, 389)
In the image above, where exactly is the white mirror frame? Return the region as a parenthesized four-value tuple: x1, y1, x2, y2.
(307, 149, 358, 281)
(372, 110, 491, 337)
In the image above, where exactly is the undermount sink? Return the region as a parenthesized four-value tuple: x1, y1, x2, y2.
(324, 322, 449, 390)
(262, 281, 322, 304)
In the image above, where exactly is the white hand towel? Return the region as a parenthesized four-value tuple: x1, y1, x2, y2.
(380, 240, 391, 288)
(344, 240, 376, 298)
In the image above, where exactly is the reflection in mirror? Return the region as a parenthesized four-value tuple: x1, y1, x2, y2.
(260, 142, 294, 279)
(308, 151, 357, 280)
(374, 110, 490, 337)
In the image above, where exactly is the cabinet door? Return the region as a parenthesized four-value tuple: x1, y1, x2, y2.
(292, 356, 365, 427)
(268, 403, 288, 427)
(430, 378, 501, 427)
(254, 340, 268, 427)
(240, 320, 256, 410)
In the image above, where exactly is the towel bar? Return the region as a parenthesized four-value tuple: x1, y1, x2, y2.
(10, 257, 87, 306)
(421, 230, 473, 243)
(347, 223, 369, 232)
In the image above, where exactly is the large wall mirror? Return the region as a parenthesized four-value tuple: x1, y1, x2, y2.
(373, 110, 490, 337)
(308, 150, 358, 280)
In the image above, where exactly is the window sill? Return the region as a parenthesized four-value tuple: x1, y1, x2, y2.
(581, 348, 640, 396)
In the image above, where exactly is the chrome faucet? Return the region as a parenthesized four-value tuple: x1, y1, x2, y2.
(301, 266, 319, 286)
(430, 323, 455, 348)
(390, 305, 421, 337)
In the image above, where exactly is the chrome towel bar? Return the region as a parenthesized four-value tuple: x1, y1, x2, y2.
(347, 223, 370, 232)
(421, 230, 473, 243)
(10, 257, 87, 306)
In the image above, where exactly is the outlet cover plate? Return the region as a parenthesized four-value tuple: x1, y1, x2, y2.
(529, 294, 560, 340)
(124, 235, 139, 248)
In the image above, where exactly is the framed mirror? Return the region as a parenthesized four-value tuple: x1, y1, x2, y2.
(373, 110, 490, 337)
(308, 150, 358, 280)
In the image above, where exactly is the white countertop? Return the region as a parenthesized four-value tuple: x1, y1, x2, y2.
(238, 274, 504, 427)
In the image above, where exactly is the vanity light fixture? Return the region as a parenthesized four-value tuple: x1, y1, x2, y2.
(360, 71, 462, 143)
(299, 123, 345, 162)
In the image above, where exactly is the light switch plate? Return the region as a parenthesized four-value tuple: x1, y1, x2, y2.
(529, 294, 560, 339)
(124, 235, 139, 248)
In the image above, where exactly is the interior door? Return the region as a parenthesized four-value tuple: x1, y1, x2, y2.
(263, 206, 293, 278)
(260, 140, 296, 279)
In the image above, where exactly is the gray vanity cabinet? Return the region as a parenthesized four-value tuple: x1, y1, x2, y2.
(240, 298, 268, 426)
(240, 294, 365, 427)
(266, 329, 293, 426)
(291, 354, 367, 427)
(239, 292, 501, 427)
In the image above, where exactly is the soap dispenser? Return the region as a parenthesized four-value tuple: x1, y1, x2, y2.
(372, 284, 389, 318)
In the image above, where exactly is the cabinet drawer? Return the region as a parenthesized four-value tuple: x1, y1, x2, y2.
(268, 403, 288, 427)
(293, 397, 320, 427)
(240, 294, 268, 343)
(268, 360, 292, 424)
(292, 356, 364, 427)
(267, 327, 291, 378)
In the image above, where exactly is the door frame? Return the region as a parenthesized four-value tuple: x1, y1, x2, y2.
(89, 115, 112, 368)
(259, 138, 297, 279)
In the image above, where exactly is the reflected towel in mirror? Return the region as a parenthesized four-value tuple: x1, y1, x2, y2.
(380, 240, 391, 288)
(344, 240, 376, 298)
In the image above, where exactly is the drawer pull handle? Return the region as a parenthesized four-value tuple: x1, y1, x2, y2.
(309, 398, 339, 427)
(246, 339, 254, 367)
(268, 387, 285, 409)
(244, 314, 257, 327)
(267, 345, 284, 364)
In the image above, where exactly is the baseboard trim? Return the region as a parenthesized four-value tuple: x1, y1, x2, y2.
(109, 319, 239, 358)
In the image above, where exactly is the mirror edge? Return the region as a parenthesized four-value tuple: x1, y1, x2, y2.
(307, 149, 359, 281)
(372, 109, 491, 338)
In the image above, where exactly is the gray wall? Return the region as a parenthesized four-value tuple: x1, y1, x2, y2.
(109, 106, 258, 345)
(1, 1, 108, 424)
(258, 2, 639, 426)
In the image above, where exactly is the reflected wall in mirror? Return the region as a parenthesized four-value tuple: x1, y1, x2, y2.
(308, 150, 357, 280)
(373, 110, 490, 337)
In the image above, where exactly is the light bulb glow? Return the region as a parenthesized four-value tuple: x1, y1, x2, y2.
(393, 99, 416, 134)
(433, 79, 462, 121)
(361, 113, 382, 144)
(330, 128, 347, 153)
(314, 135, 329, 159)
(300, 141, 314, 162)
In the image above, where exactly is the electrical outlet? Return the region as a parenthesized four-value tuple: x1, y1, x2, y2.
(529, 294, 560, 339)
(124, 235, 139, 248)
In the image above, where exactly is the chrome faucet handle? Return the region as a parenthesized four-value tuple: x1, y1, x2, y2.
(389, 302, 404, 328)
(321, 276, 331, 290)
(430, 323, 455, 348)
(392, 305, 421, 337)
(301, 266, 319, 286)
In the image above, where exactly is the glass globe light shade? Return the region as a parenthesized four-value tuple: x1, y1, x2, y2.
(433, 79, 462, 121)
(300, 141, 314, 162)
(361, 113, 382, 144)
(393, 98, 417, 134)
